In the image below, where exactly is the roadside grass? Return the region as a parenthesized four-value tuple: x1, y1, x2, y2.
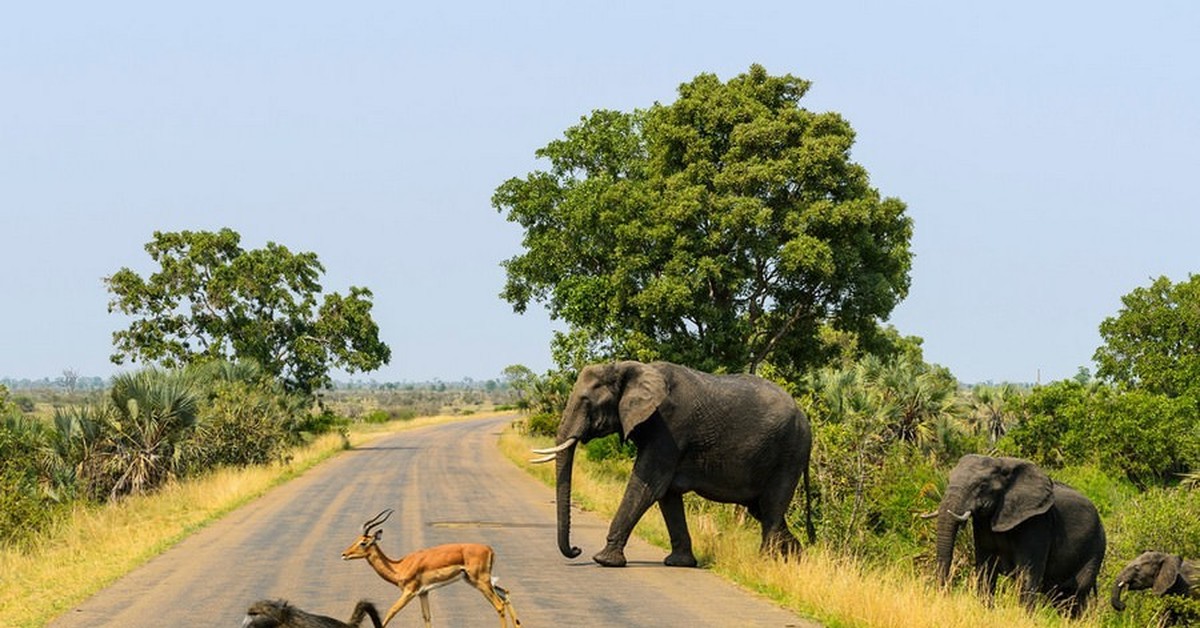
(499, 429, 1115, 628)
(0, 413, 493, 628)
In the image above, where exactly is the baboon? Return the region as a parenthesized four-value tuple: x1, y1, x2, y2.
(241, 599, 383, 628)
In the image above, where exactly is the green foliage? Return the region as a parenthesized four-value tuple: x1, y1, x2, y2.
(495, 64, 912, 377)
(0, 412, 66, 546)
(106, 228, 391, 396)
(525, 412, 559, 438)
(804, 355, 972, 557)
(182, 379, 298, 471)
(1095, 274, 1200, 398)
(1002, 382, 1200, 485)
(584, 433, 637, 463)
(1107, 487, 1200, 564)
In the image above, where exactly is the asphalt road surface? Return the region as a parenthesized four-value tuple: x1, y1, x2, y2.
(49, 415, 819, 627)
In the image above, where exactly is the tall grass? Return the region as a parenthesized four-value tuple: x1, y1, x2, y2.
(0, 413, 481, 628)
(499, 429, 1134, 628)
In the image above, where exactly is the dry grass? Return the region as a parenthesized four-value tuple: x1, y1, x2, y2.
(0, 413, 490, 628)
(499, 429, 1106, 628)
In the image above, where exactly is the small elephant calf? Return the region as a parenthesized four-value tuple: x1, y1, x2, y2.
(1111, 550, 1197, 611)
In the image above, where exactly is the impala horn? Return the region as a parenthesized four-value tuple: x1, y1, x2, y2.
(362, 508, 394, 534)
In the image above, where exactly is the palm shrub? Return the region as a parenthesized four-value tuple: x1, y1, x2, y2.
(100, 369, 201, 499)
(43, 404, 110, 501)
(803, 356, 971, 557)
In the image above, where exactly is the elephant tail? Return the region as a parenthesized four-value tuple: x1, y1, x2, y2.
(802, 466, 815, 544)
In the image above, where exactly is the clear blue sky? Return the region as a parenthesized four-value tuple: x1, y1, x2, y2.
(2, 2, 1197, 384)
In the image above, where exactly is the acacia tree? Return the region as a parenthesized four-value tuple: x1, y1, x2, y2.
(494, 65, 912, 375)
(106, 229, 391, 395)
(1094, 274, 1200, 398)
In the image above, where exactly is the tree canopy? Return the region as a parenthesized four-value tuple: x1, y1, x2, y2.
(494, 64, 912, 375)
(1094, 274, 1200, 398)
(105, 228, 391, 395)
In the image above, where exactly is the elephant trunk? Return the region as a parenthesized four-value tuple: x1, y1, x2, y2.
(555, 440, 582, 559)
(935, 491, 969, 584)
(1110, 581, 1126, 611)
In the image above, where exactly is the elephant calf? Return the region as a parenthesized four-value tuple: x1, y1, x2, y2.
(1111, 550, 1197, 611)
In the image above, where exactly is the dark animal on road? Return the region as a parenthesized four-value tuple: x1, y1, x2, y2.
(241, 598, 383, 628)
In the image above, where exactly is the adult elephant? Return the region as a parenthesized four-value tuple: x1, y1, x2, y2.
(1111, 550, 1197, 611)
(932, 454, 1105, 616)
(531, 360, 813, 568)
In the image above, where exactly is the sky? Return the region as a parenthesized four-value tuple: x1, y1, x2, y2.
(2, 2, 1198, 385)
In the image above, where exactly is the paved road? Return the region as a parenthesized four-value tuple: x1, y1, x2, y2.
(50, 415, 818, 627)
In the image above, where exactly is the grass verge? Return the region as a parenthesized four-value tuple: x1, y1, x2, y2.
(0, 413, 494, 628)
(499, 428, 1126, 628)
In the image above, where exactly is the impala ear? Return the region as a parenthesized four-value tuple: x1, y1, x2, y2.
(1153, 554, 1183, 595)
(373, 529, 383, 542)
(617, 363, 667, 438)
(992, 460, 1054, 532)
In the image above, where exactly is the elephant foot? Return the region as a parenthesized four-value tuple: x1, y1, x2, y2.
(664, 551, 697, 568)
(592, 547, 627, 567)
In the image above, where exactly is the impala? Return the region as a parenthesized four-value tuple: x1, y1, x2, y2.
(340, 509, 521, 628)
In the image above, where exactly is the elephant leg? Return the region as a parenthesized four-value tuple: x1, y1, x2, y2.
(755, 468, 801, 556)
(595, 441, 676, 567)
(659, 490, 696, 567)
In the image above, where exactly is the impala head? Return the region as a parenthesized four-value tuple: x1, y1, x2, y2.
(341, 508, 393, 561)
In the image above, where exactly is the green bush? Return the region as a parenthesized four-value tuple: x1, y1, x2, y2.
(183, 380, 298, 471)
(525, 412, 559, 438)
(362, 409, 392, 424)
(584, 433, 636, 463)
(0, 414, 64, 546)
(1003, 383, 1200, 486)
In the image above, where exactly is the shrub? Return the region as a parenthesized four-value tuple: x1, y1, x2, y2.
(584, 433, 636, 463)
(182, 380, 298, 471)
(0, 414, 64, 546)
(1003, 382, 1200, 486)
(362, 409, 392, 424)
(525, 412, 559, 438)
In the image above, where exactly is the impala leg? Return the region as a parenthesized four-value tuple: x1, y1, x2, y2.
(494, 584, 522, 628)
(383, 589, 418, 628)
(470, 579, 511, 628)
(418, 592, 432, 628)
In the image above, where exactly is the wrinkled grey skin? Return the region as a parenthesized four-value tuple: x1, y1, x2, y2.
(1111, 551, 1197, 611)
(550, 360, 812, 568)
(934, 454, 1106, 616)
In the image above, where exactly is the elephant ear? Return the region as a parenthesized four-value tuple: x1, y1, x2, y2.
(617, 363, 667, 438)
(992, 460, 1054, 532)
(1153, 554, 1183, 595)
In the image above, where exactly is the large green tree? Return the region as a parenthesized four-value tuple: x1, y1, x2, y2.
(494, 65, 912, 375)
(1094, 274, 1200, 398)
(106, 229, 391, 395)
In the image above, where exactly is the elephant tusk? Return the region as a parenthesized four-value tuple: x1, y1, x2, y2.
(946, 508, 972, 522)
(531, 437, 578, 455)
(529, 454, 557, 464)
(917, 510, 939, 519)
